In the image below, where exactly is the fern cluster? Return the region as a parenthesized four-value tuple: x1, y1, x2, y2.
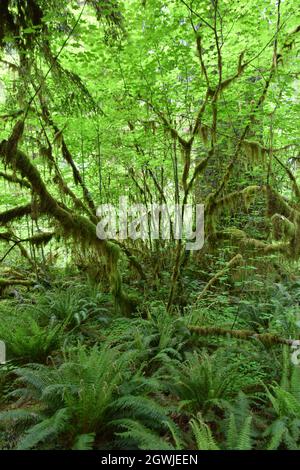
(1, 275, 300, 451)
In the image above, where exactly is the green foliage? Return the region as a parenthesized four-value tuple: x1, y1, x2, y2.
(105, 304, 188, 369)
(190, 412, 253, 450)
(0, 362, 16, 404)
(0, 343, 173, 449)
(0, 0, 300, 452)
(226, 413, 253, 450)
(0, 310, 62, 363)
(190, 392, 253, 450)
(190, 416, 220, 450)
(265, 366, 300, 449)
(113, 419, 177, 450)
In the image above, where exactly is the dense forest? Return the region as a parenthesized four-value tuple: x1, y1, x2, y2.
(0, 0, 300, 452)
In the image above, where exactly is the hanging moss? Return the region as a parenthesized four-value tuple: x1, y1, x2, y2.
(205, 181, 300, 263)
(266, 185, 296, 219)
(0, 204, 32, 225)
(273, 155, 300, 201)
(39, 143, 96, 222)
(271, 213, 296, 240)
(189, 325, 298, 347)
(242, 140, 267, 165)
(216, 228, 290, 258)
(212, 185, 262, 213)
(264, 186, 300, 259)
(206, 185, 261, 231)
(27, 231, 54, 246)
(289, 222, 300, 259)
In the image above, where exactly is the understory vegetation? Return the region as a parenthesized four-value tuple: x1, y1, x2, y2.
(0, 0, 300, 451)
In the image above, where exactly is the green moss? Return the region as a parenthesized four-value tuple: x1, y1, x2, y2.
(0, 121, 136, 316)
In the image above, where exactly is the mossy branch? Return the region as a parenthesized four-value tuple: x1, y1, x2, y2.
(0, 278, 35, 289)
(188, 325, 299, 347)
(271, 213, 296, 240)
(239, 237, 290, 254)
(38, 141, 96, 223)
(219, 51, 247, 92)
(113, 240, 147, 280)
(266, 185, 299, 219)
(0, 231, 54, 246)
(196, 254, 243, 301)
(208, 45, 279, 204)
(137, 96, 189, 149)
(0, 204, 32, 225)
(0, 121, 135, 314)
(216, 229, 290, 255)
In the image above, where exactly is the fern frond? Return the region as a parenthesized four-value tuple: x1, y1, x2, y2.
(164, 420, 184, 450)
(266, 419, 287, 450)
(226, 413, 238, 449)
